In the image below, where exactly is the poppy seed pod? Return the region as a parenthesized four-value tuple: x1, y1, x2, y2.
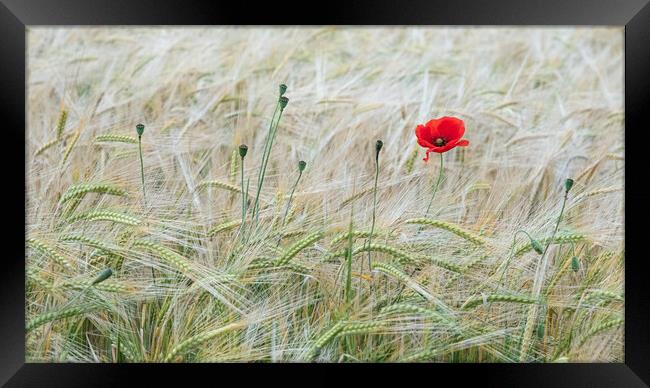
(92, 268, 113, 285)
(279, 96, 289, 110)
(565, 178, 574, 193)
(136, 124, 145, 137)
(279, 84, 287, 96)
(531, 239, 544, 255)
(239, 144, 248, 158)
(298, 160, 306, 172)
(571, 256, 580, 272)
(375, 140, 384, 158)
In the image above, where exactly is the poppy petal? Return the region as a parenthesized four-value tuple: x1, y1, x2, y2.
(416, 124, 435, 148)
(428, 138, 462, 153)
(425, 118, 441, 139)
(455, 139, 469, 147)
(437, 116, 465, 140)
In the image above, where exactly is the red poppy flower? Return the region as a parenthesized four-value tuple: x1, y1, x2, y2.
(415, 116, 469, 161)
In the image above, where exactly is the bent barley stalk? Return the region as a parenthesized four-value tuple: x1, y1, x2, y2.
(95, 134, 138, 144)
(338, 187, 373, 209)
(379, 303, 442, 319)
(406, 218, 486, 246)
(27, 304, 98, 332)
(308, 320, 346, 359)
(67, 210, 141, 226)
(133, 240, 192, 274)
(195, 180, 242, 194)
(275, 231, 323, 265)
(578, 318, 624, 347)
(58, 279, 131, 293)
(34, 138, 61, 157)
(207, 219, 242, 237)
(56, 109, 68, 140)
(229, 148, 239, 183)
(61, 130, 80, 166)
(461, 294, 537, 309)
(27, 238, 73, 269)
(60, 183, 127, 203)
(337, 321, 384, 337)
(330, 230, 376, 246)
(163, 322, 246, 362)
(59, 234, 116, 254)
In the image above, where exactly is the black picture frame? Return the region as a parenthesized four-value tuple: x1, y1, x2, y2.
(3, 0, 649, 386)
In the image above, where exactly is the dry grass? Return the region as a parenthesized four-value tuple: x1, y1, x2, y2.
(26, 27, 623, 362)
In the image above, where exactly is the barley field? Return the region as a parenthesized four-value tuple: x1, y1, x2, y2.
(26, 27, 624, 362)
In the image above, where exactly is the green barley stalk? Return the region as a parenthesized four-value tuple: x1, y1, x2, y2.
(61, 130, 80, 166)
(27, 238, 73, 269)
(578, 318, 624, 347)
(308, 320, 346, 360)
(339, 186, 373, 209)
(133, 240, 191, 274)
(26, 305, 97, 332)
(59, 234, 116, 255)
(229, 148, 239, 183)
(406, 218, 486, 246)
(60, 182, 127, 204)
(67, 210, 141, 226)
(379, 303, 442, 319)
(208, 219, 243, 238)
(195, 180, 242, 194)
(404, 146, 419, 174)
(461, 294, 537, 309)
(330, 230, 375, 246)
(163, 322, 246, 362)
(274, 231, 323, 266)
(337, 321, 384, 337)
(371, 262, 445, 309)
(95, 134, 138, 144)
(58, 279, 130, 293)
(34, 138, 61, 157)
(56, 109, 68, 140)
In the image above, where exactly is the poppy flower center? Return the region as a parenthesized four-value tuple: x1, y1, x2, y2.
(434, 137, 447, 146)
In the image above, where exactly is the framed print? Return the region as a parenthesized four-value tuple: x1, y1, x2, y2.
(2, 0, 649, 386)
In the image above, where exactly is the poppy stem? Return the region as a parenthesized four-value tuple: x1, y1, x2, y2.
(240, 153, 247, 234)
(424, 152, 444, 217)
(277, 168, 303, 246)
(138, 134, 146, 207)
(519, 180, 572, 361)
(496, 230, 539, 290)
(366, 140, 383, 274)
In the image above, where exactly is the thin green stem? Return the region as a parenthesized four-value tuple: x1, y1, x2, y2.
(366, 152, 380, 272)
(424, 153, 444, 217)
(280, 171, 302, 228)
(138, 135, 146, 206)
(496, 230, 537, 288)
(241, 158, 247, 224)
(251, 103, 283, 225)
(519, 190, 569, 361)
